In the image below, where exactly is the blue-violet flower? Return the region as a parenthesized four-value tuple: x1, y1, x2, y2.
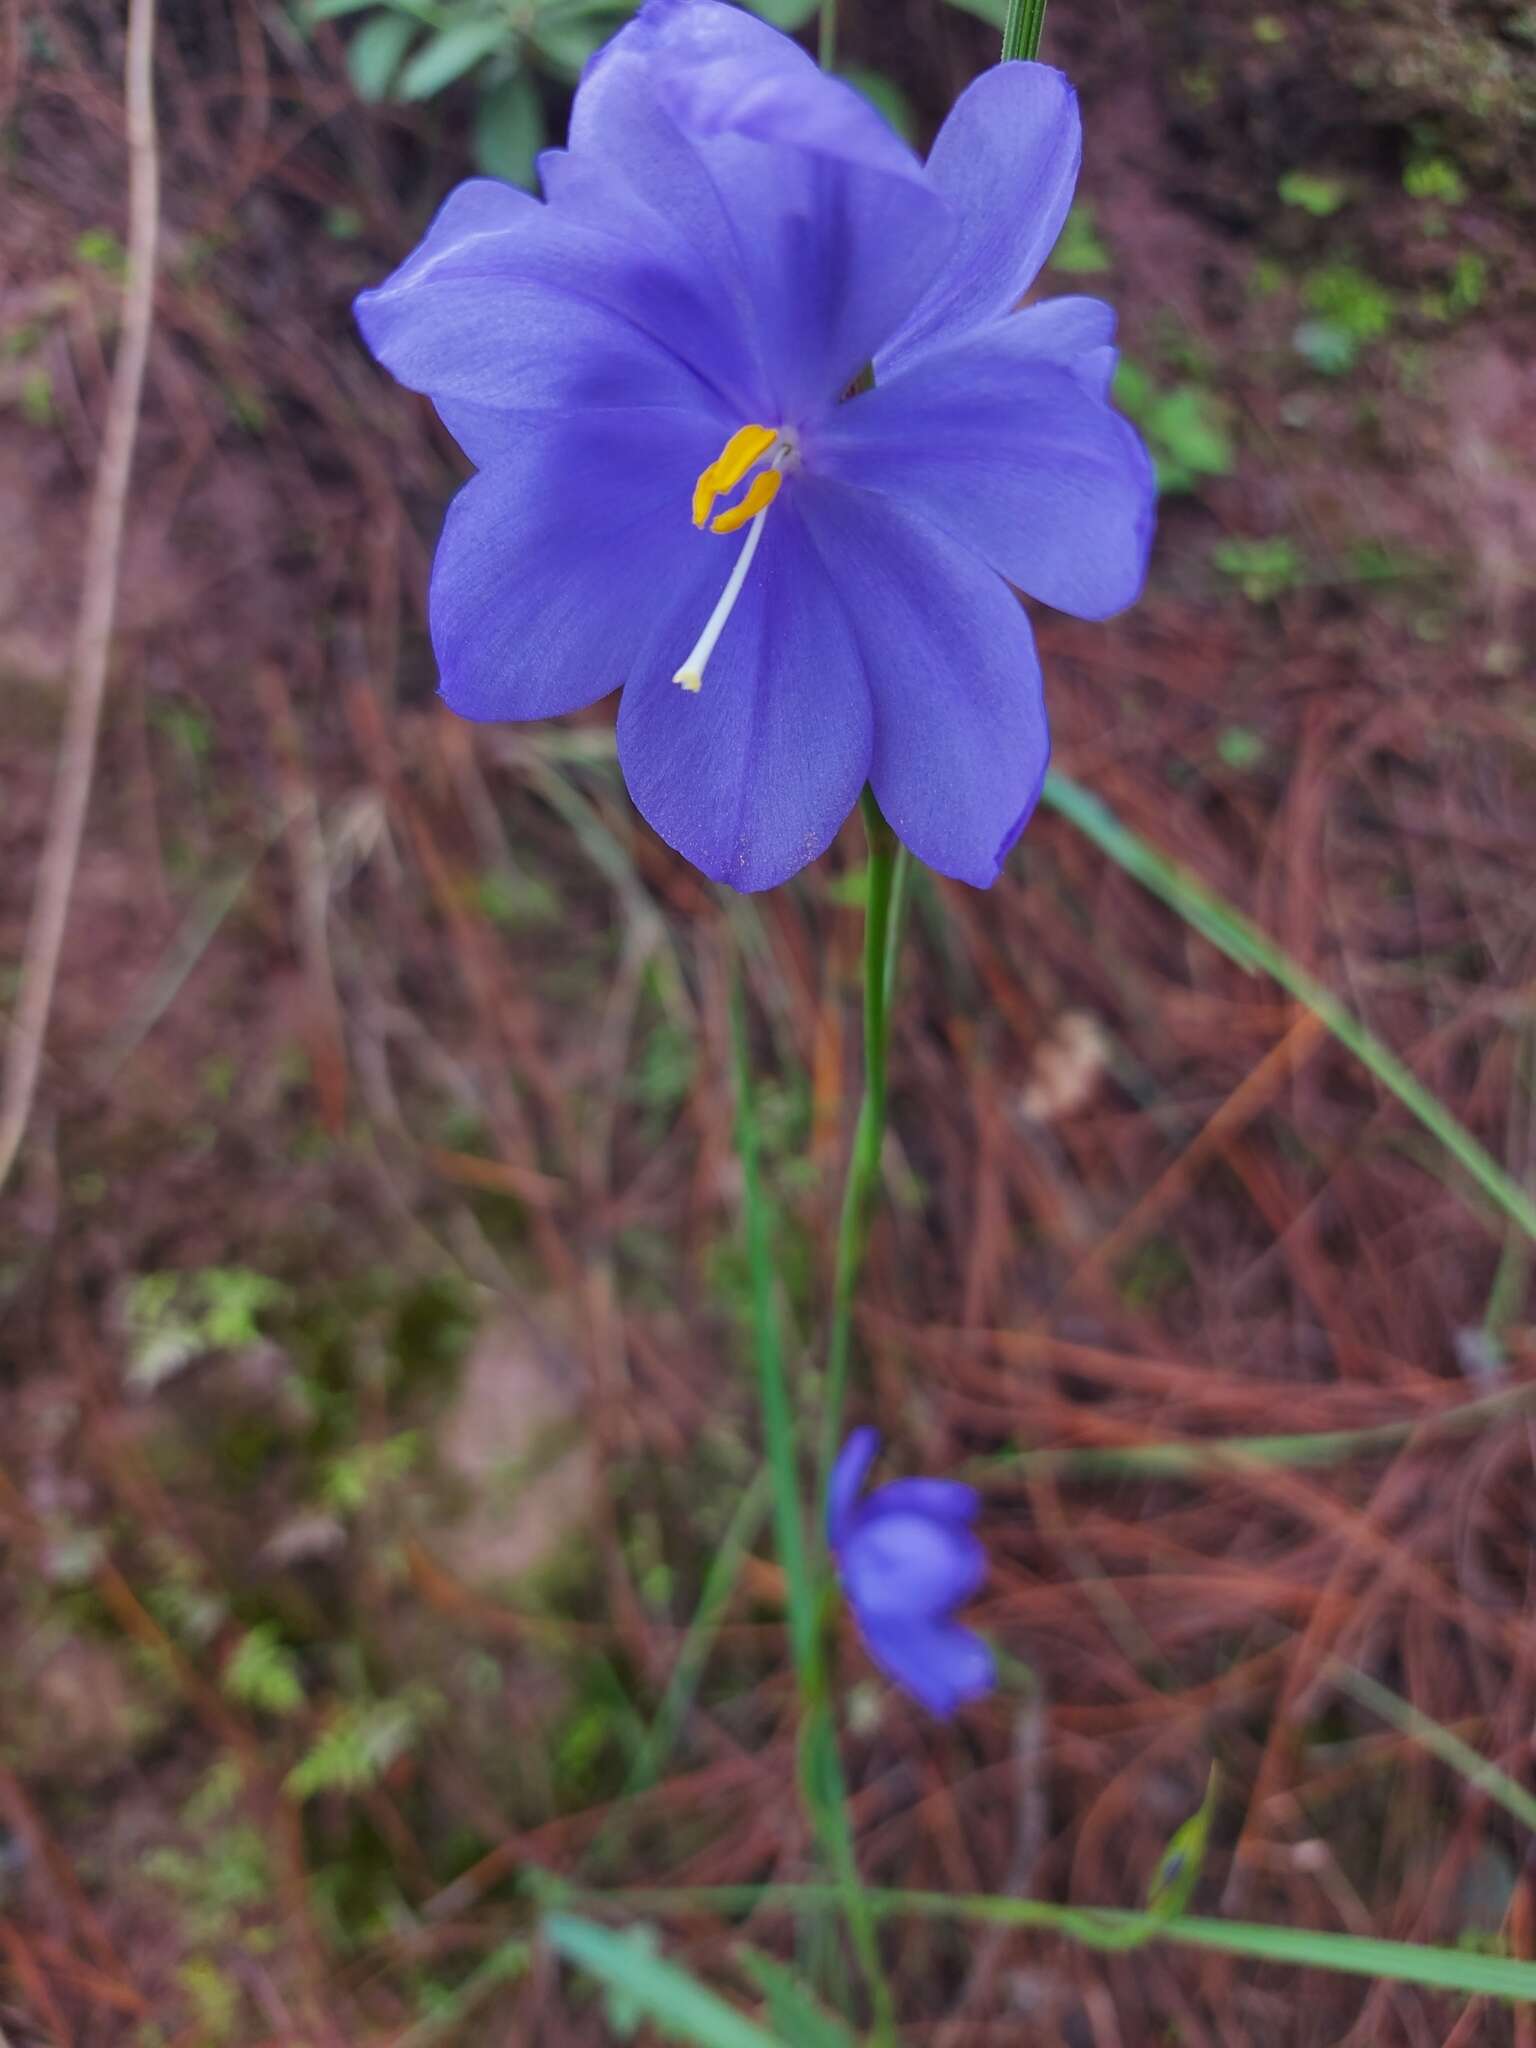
(828, 1427, 995, 1717)
(357, 0, 1154, 891)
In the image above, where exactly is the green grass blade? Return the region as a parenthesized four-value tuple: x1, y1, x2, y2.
(588, 1885, 1536, 2001)
(545, 1914, 784, 2048)
(971, 1383, 1536, 1481)
(621, 1471, 772, 1799)
(736, 1947, 860, 2047)
(727, 972, 815, 1678)
(1328, 1659, 1536, 1835)
(1042, 772, 1536, 1244)
(389, 1941, 530, 2048)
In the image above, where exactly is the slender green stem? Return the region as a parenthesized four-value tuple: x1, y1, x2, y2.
(1326, 1659, 1536, 1835)
(1001, 0, 1048, 62)
(728, 959, 894, 2041)
(728, 976, 815, 1680)
(1042, 771, 1536, 1245)
(881, 842, 914, 1016)
(817, 791, 904, 1501)
(968, 1382, 1536, 1482)
(585, 1470, 772, 1873)
(817, 0, 837, 74)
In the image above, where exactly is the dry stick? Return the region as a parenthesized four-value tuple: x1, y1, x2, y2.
(0, 0, 159, 1191)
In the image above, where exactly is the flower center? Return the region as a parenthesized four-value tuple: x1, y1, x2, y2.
(673, 422, 791, 694)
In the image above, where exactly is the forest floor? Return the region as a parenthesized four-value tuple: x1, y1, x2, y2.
(2, 1, 1535, 2042)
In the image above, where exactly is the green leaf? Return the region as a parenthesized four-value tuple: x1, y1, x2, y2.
(1293, 317, 1359, 375)
(837, 67, 917, 143)
(176, 1958, 240, 2042)
(545, 1914, 784, 2048)
(1216, 725, 1266, 771)
(224, 1624, 305, 1718)
(598, 1925, 663, 2039)
(397, 18, 509, 99)
(307, 0, 392, 19)
(474, 68, 546, 186)
(1212, 535, 1305, 603)
(76, 226, 127, 275)
(285, 1690, 438, 1801)
(124, 1267, 287, 1392)
(941, 0, 1009, 24)
(321, 1431, 421, 1514)
(529, 7, 628, 79)
(1112, 360, 1233, 496)
(735, 1948, 858, 2048)
(347, 12, 416, 99)
(1147, 1765, 1219, 1920)
(1301, 263, 1394, 346)
(1277, 170, 1348, 217)
(1404, 156, 1467, 205)
(1049, 201, 1111, 275)
(739, 0, 820, 26)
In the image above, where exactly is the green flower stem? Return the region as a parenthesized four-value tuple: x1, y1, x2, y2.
(1001, 0, 1049, 61)
(727, 963, 895, 2041)
(818, 0, 837, 74)
(817, 791, 910, 1503)
(728, 977, 815, 1680)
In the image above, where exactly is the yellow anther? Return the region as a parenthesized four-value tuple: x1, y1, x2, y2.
(710, 468, 782, 535)
(691, 423, 777, 528)
(674, 423, 790, 693)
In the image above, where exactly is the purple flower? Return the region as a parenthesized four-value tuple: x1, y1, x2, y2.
(828, 1427, 995, 1718)
(356, 0, 1153, 893)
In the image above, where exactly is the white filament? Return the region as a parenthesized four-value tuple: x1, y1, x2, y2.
(672, 505, 772, 693)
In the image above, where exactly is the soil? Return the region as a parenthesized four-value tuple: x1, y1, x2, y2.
(2, 1, 1535, 2043)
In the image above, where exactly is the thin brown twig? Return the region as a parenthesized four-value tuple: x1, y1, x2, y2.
(0, 0, 159, 1190)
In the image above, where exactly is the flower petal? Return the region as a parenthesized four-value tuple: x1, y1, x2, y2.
(1007, 294, 1116, 362)
(616, 503, 872, 892)
(827, 1427, 880, 1550)
(879, 62, 1081, 377)
(855, 1613, 996, 1719)
(866, 1478, 980, 1525)
(562, 0, 950, 421)
(840, 1507, 986, 1621)
(813, 327, 1155, 622)
(796, 483, 1050, 886)
(429, 406, 724, 722)
(355, 177, 744, 422)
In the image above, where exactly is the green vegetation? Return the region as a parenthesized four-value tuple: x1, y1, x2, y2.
(1048, 200, 1111, 275)
(304, 0, 633, 184)
(1295, 262, 1396, 373)
(1278, 169, 1348, 217)
(1114, 358, 1234, 495)
(285, 1686, 442, 1800)
(224, 1624, 307, 1717)
(1211, 534, 1306, 602)
(1404, 155, 1468, 205)
(125, 1268, 289, 1392)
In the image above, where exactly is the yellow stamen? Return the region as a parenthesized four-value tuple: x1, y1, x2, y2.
(710, 468, 782, 535)
(691, 423, 777, 529)
(676, 422, 793, 693)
